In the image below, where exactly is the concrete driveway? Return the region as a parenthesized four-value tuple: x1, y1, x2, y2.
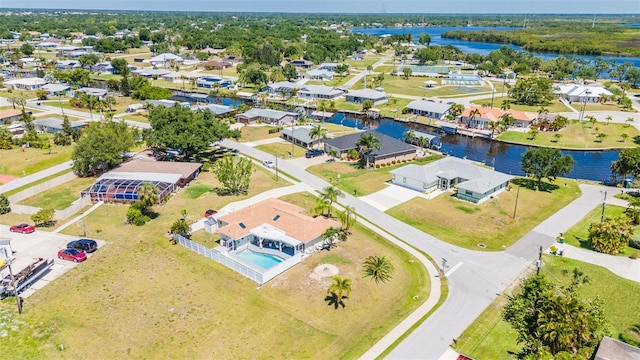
(0, 225, 106, 298)
(360, 183, 443, 211)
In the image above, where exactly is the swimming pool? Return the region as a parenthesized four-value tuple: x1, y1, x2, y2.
(236, 250, 283, 270)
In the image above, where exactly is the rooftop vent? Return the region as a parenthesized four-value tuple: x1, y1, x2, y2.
(239, 222, 246, 229)
(273, 215, 280, 221)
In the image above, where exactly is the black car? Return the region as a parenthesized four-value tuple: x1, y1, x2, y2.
(305, 149, 325, 158)
(67, 239, 98, 253)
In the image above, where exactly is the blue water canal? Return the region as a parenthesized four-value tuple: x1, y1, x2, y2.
(351, 26, 640, 68)
(325, 113, 619, 182)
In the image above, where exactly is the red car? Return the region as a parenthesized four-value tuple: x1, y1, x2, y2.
(204, 209, 218, 217)
(57, 248, 87, 263)
(9, 223, 35, 234)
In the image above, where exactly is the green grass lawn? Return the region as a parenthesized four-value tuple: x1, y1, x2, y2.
(238, 125, 282, 142)
(344, 56, 383, 70)
(254, 142, 307, 159)
(472, 96, 572, 113)
(386, 178, 582, 251)
(18, 177, 96, 210)
(304, 74, 356, 87)
(307, 154, 445, 196)
(0, 176, 430, 359)
(456, 255, 640, 359)
(374, 76, 492, 98)
(562, 204, 640, 257)
(0, 141, 74, 177)
(498, 121, 640, 149)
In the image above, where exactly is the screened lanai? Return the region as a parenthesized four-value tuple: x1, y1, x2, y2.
(81, 172, 179, 203)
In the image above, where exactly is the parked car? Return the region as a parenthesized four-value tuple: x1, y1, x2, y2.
(204, 209, 218, 217)
(9, 223, 35, 234)
(57, 248, 87, 263)
(263, 160, 275, 168)
(67, 239, 98, 253)
(305, 149, 325, 158)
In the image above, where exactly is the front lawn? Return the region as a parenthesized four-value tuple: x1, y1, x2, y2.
(497, 121, 640, 149)
(238, 125, 282, 142)
(2, 180, 430, 358)
(456, 255, 640, 359)
(307, 154, 445, 196)
(386, 178, 582, 250)
(19, 177, 96, 210)
(254, 142, 307, 159)
(0, 140, 74, 177)
(562, 204, 640, 257)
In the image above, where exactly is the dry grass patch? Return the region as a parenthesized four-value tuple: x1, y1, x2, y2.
(386, 179, 581, 250)
(19, 177, 96, 210)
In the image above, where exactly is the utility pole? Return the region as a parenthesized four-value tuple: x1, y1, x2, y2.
(536, 245, 542, 276)
(601, 191, 607, 223)
(512, 185, 521, 219)
(275, 155, 279, 181)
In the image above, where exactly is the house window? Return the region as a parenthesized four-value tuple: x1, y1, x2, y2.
(403, 177, 406, 184)
(392, 174, 396, 181)
(465, 190, 473, 196)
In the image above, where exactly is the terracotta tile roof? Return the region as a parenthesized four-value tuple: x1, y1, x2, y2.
(461, 107, 503, 122)
(0, 109, 22, 119)
(218, 198, 339, 243)
(111, 159, 202, 180)
(506, 109, 537, 121)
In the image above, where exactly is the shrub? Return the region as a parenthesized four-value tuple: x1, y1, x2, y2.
(375, 164, 380, 168)
(619, 333, 640, 347)
(0, 194, 10, 215)
(126, 205, 150, 226)
(630, 252, 638, 260)
(629, 238, 640, 250)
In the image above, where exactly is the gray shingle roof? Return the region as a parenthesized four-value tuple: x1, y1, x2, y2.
(347, 89, 387, 100)
(281, 125, 315, 144)
(391, 157, 513, 194)
(594, 336, 640, 360)
(406, 100, 452, 114)
(324, 131, 415, 157)
(239, 108, 298, 120)
(298, 85, 343, 97)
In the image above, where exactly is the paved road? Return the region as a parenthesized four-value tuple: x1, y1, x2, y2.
(343, 53, 394, 89)
(25, 100, 152, 129)
(221, 139, 613, 359)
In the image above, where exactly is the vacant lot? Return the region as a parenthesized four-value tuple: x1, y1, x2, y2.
(472, 96, 572, 113)
(239, 125, 282, 142)
(498, 121, 640, 149)
(19, 177, 95, 210)
(386, 179, 581, 250)
(307, 154, 445, 196)
(371, 76, 492, 98)
(255, 141, 307, 159)
(1, 182, 429, 358)
(456, 255, 640, 359)
(0, 141, 73, 177)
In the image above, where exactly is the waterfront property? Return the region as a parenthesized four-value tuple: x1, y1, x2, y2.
(196, 76, 232, 90)
(280, 125, 322, 149)
(236, 108, 299, 125)
(81, 159, 202, 203)
(554, 83, 613, 104)
(324, 131, 416, 165)
(458, 107, 536, 130)
(346, 88, 388, 105)
(390, 156, 513, 203)
(263, 81, 306, 96)
(190, 103, 235, 116)
(297, 84, 344, 101)
(406, 99, 452, 120)
(0, 109, 23, 125)
(133, 68, 173, 78)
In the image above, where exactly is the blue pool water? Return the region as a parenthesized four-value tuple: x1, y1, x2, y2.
(236, 250, 283, 270)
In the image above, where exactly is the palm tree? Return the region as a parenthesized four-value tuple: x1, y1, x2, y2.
(500, 99, 511, 111)
(620, 133, 629, 142)
(361, 255, 395, 284)
(625, 117, 635, 127)
(103, 95, 117, 112)
(403, 129, 415, 144)
(320, 185, 344, 218)
(138, 181, 159, 209)
(321, 226, 341, 249)
(317, 100, 328, 122)
(312, 197, 329, 217)
(12, 93, 27, 112)
(596, 132, 607, 143)
(327, 276, 352, 305)
(468, 108, 481, 129)
(499, 113, 514, 132)
(537, 106, 548, 122)
(355, 132, 380, 168)
(553, 133, 562, 143)
(338, 205, 357, 232)
(80, 93, 100, 120)
(586, 115, 597, 128)
(487, 121, 500, 138)
(309, 124, 328, 150)
(449, 103, 465, 118)
(605, 115, 612, 126)
(528, 127, 539, 140)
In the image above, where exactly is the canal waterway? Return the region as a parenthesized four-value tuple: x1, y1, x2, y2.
(325, 113, 619, 182)
(351, 26, 640, 67)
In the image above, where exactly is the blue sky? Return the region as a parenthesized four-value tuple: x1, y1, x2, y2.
(3, 1, 639, 14)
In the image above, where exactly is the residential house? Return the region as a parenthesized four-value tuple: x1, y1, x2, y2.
(149, 53, 183, 67)
(222, 55, 243, 65)
(390, 157, 513, 203)
(191, 104, 234, 116)
(323, 131, 417, 165)
(32, 117, 87, 134)
(345, 89, 388, 105)
(198, 60, 231, 70)
(74, 87, 108, 99)
(505, 109, 538, 128)
(297, 85, 343, 101)
(305, 68, 335, 81)
(236, 108, 299, 125)
(553, 84, 613, 104)
(41, 83, 71, 97)
(133, 68, 173, 78)
(196, 76, 232, 90)
(289, 59, 314, 69)
(93, 62, 115, 73)
(4, 77, 46, 90)
(161, 71, 201, 83)
(406, 100, 452, 120)
(264, 81, 306, 96)
(17, 57, 39, 67)
(317, 62, 341, 72)
(0, 109, 23, 125)
(216, 198, 338, 255)
(458, 107, 503, 130)
(280, 125, 323, 149)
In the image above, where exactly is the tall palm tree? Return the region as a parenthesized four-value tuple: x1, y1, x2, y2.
(500, 99, 511, 111)
(605, 115, 612, 126)
(103, 95, 117, 112)
(338, 205, 357, 232)
(320, 185, 344, 217)
(309, 124, 328, 150)
(361, 255, 395, 284)
(317, 100, 328, 122)
(321, 226, 342, 249)
(137, 181, 158, 210)
(355, 132, 380, 168)
(312, 197, 329, 217)
(499, 113, 514, 132)
(327, 276, 352, 304)
(402, 129, 415, 144)
(449, 103, 465, 118)
(80, 93, 100, 120)
(625, 117, 634, 127)
(487, 121, 499, 138)
(468, 108, 481, 129)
